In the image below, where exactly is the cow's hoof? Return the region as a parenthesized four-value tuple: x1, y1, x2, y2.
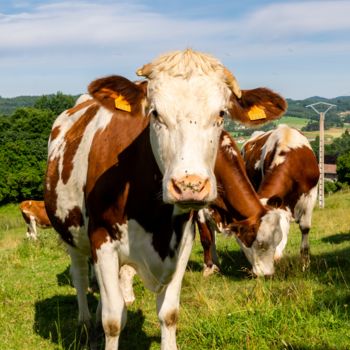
(300, 249, 310, 271)
(203, 264, 220, 277)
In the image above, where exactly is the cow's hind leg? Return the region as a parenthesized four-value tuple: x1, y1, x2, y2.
(300, 227, 310, 271)
(119, 264, 136, 306)
(93, 231, 126, 350)
(157, 218, 195, 350)
(295, 186, 317, 271)
(67, 245, 92, 327)
(27, 215, 38, 240)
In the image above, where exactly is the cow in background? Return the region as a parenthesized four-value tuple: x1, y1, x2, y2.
(196, 131, 291, 277)
(19, 200, 51, 240)
(45, 49, 287, 350)
(241, 124, 320, 268)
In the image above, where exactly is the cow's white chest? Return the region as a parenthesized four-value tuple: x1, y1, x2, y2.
(113, 220, 181, 293)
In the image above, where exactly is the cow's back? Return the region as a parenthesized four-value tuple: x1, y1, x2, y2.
(242, 124, 319, 210)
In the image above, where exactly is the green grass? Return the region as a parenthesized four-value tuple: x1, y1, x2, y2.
(277, 116, 309, 129)
(302, 127, 347, 144)
(1, 193, 350, 349)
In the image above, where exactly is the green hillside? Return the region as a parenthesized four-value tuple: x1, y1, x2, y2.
(276, 115, 309, 129)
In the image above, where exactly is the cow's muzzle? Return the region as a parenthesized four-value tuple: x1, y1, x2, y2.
(167, 174, 211, 207)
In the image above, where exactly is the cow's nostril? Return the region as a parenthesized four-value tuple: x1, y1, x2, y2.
(171, 179, 182, 195)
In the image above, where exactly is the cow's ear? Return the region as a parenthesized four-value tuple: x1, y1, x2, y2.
(88, 75, 147, 115)
(228, 88, 287, 126)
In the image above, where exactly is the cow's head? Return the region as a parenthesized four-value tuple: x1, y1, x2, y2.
(234, 208, 291, 277)
(89, 49, 286, 210)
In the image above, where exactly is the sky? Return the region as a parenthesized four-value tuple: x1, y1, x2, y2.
(0, 0, 349, 99)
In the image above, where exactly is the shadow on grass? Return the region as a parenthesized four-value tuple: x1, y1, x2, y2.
(34, 294, 98, 349)
(279, 345, 349, 350)
(56, 265, 72, 287)
(188, 247, 252, 281)
(34, 294, 159, 350)
(321, 231, 350, 244)
(308, 245, 350, 286)
(271, 231, 350, 286)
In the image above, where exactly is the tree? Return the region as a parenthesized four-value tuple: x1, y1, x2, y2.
(34, 92, 76, 116)
(0, 107, 56, 204)
(337, 151, 350, 184)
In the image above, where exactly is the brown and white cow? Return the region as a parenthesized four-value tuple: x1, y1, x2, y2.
(19, 200, 51, 240)
(241, 124, 320, 266)
(44, 49, 286, 350)
(196, 131, 291, 277)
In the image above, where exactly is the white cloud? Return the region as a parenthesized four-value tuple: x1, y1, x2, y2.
(0, 0, 349, 98)
(1, 0, 348, 50)
(236, 1, 350, 42)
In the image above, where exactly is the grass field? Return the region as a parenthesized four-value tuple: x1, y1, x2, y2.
(1, 192, 350, 350)
(302, 128, 346, 144)
(277, 116, 309, 129)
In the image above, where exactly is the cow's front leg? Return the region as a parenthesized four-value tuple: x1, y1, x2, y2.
(157, 218, 195, 350)
(92, 228, 126, 350)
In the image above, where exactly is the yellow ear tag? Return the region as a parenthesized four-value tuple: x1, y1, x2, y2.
(114, 95, 131, 112)
(248, 105, 266, 121)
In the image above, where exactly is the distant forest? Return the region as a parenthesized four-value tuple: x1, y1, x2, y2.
(2, 94, 350, 126)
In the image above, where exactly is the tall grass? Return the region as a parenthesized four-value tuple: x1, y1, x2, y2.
(0, 192, 350, 349)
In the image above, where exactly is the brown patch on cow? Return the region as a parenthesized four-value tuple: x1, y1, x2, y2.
(62, 104, 99, 184)
(50, 126, 61, 142)
(66, 99, 95, 116)
(242, 133, 270, 191)
(164, 310, 179, 328)
(103, 319, 120, 337)
(45, 153, 84, 246)
(90, 227, 109, 262)
(67, 206, 84, 227)
(44, 156, 60, 228)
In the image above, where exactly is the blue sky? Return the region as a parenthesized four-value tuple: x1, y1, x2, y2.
(0, 0, 349, 99)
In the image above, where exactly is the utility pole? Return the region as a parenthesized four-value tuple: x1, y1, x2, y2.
(306, 102, 336, 208)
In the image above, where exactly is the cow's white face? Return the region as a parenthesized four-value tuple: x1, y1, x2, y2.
(236, 209, 291, 276)
(147, 74, 231, 208)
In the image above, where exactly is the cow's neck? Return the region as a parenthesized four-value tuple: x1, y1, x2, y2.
(214, 139, 266, 221)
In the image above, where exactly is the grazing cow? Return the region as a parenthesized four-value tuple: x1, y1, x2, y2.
(19, 200, 51, 240)
(241, 124, 320, 266)
(196, 131, 291, 277)
(44, 49, 286, 350)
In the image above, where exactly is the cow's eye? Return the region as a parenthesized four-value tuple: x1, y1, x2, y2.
(219, 110, 225, 118)
(152, 110, 159, 118)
